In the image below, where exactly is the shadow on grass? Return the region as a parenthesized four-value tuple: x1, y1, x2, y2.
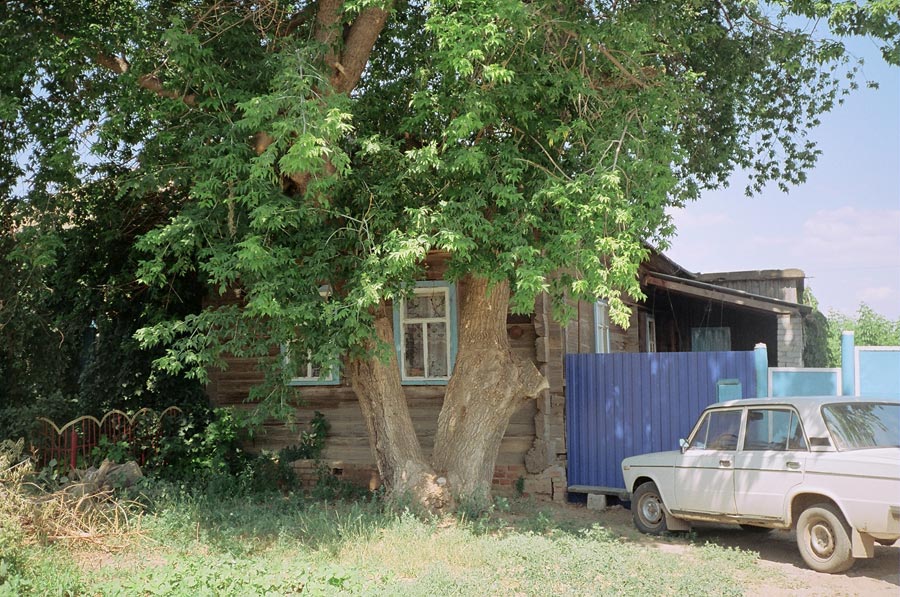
(584, 503, 900, 585)
(138, 483, 620, 558)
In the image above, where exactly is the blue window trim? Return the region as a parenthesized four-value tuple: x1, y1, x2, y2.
(393, 281, 458, 385)
(284, 285, 341, 386)
(286, 373, 341, 387)
(282, 345, 341, 386)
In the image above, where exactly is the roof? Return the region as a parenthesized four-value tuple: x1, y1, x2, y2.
(642, 271, 813, 315)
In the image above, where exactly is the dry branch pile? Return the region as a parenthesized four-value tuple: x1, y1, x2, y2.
(1, 442, 145, 552)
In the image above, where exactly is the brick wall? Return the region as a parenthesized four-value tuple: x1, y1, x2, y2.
(777, 313, 804, 367)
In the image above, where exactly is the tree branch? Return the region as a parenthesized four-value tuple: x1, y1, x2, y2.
(331, 4, 392, 94)
(597, 45, 648, 90)
(314, 0, 344, 75)
(58, 34, 197, 106)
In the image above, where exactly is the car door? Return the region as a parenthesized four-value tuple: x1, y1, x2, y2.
(732, 407, 807, 521)
(674, 408, 743, 515)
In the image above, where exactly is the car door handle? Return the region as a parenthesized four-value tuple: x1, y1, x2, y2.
(786, 461, 801, 470)
(719, 460, 732, 468)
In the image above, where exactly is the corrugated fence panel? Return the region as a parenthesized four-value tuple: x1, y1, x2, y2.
(566, 351, 757, 491)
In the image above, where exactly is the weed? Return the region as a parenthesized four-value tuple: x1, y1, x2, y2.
(2, 466, 762, 596)
(310, 463, 371, 502)
(514, 475, 525, 496)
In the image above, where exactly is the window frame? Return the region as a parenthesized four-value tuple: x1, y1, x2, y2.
(645, 313, 657, 353)
(285, 286, 341, 386)
(742, 407, 807, 452)
(285, 349, 340, 386)
(393, 281, 458, 385)
(686, 408, 744, 451)
(594, 300, 611, 354)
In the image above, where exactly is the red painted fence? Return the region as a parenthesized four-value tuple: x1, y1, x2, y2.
(34, 407, 183, 470)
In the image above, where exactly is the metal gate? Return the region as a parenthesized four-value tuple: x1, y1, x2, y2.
(565, 351, 757, 493)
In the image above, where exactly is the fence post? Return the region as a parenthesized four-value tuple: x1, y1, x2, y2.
(841, 331, 855, 396)
(754, 343, 768, 398)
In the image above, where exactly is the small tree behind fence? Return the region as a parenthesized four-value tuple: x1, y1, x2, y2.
(34, 407, 183, 470)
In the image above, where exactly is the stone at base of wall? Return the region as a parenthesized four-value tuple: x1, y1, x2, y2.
(290, 459, 381, 491)
(522, 464, 566, 502)
(586, 493, 607, 511)
(290, 459, 567, 502)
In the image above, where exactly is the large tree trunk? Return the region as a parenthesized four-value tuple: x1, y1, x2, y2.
(348, 301, 452, 511)
(432, 275, 548, 504)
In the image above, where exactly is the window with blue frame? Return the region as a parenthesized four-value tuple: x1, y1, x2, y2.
(394, 282, 458, 384)
(285, 347, 339, 386)
(285, 286, 340, 386)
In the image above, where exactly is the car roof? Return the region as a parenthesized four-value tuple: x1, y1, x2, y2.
(701, 396, 899, 442)
(711, 395, 900, 409)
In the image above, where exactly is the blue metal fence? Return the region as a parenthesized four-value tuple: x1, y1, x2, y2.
(565, 351, 757, 492)
(856, 348, 900, 398)
(769, 368, 841, 397)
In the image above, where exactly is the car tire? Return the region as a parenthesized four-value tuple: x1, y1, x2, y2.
(632, 482, 668, 535)
(739, 524, 772, 533)
(796, 503, 855, 574)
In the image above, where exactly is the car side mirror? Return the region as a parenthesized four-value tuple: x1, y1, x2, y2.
(679, 438, 689, 453)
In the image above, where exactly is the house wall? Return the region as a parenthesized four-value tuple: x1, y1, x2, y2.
(695, 269, 805, 304)
(205, 254, 574, 498)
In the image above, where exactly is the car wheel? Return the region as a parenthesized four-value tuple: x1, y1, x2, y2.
(796, 503, 855, 573)
(739, 524, 772, 533)
(632, 482, 668, 535)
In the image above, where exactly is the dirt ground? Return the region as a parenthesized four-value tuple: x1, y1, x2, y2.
(582, 503, 899, 596)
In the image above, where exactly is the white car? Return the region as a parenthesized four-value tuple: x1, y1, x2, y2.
(621, 396, 900, 573)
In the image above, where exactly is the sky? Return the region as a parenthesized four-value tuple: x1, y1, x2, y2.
(665, 37, 900, 320)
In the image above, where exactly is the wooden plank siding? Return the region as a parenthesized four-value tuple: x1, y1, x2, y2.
(205, 253, 547, 487)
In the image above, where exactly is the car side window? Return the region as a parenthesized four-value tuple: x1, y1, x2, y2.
(689, 410, 742, 451)
(744, 408, 807, 451)
(786, 411, 808, 451)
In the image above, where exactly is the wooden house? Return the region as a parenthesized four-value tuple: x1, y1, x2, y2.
(206, 249, 811, 500)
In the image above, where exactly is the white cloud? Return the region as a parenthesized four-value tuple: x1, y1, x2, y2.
(798, 207, 900, 268)
(857, 286, 896, 302)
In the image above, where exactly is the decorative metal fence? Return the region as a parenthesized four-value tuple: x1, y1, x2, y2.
(34, 407, 183, 469)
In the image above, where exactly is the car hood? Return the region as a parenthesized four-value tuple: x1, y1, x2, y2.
(622, 450, 681, 469)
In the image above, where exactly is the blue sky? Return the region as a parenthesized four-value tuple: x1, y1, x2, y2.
(665, 36, 900, 319)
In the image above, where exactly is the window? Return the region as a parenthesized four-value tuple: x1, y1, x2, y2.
(691, 327, 731, 352)
(594, 300, 611, 353)
(744, 408, 806, 451)
(285, 286, 340, 386)
(394, 282, 457, 384)
(822, 402, 900, 450)
(689, 409, 742, 451)
(285, 346, 339, 386)
(645, 314, 657, 353)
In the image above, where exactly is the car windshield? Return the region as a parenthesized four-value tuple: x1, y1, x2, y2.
(821, 402, 900, 450)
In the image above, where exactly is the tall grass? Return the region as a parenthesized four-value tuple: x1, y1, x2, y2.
(1, 456, 759, 596)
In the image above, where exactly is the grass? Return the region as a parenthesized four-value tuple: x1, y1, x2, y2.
(1, 458, 761, 596)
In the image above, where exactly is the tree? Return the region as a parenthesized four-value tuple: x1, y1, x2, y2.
(827, 304, 900, 367)
(802, 288, 832, 368)
(3, 1, 898, 507)
(0, 174, 206, 440)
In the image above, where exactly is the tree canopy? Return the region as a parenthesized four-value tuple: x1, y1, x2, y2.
(827, 304, 900, 366)
(2, 0, 898, 501)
